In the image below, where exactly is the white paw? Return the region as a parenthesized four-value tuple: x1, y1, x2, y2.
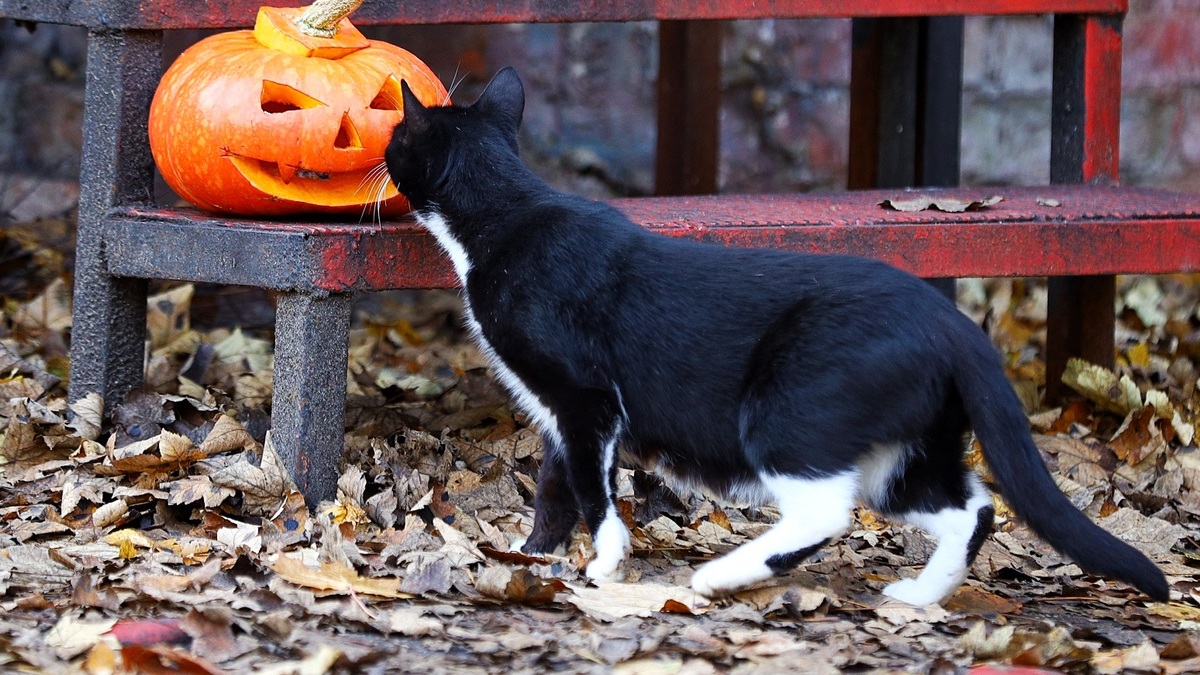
(586, 514, 630, 583)
(691, 557, 770, 597)
(882, 578, 944, 606)
(585, 554, 626, 583)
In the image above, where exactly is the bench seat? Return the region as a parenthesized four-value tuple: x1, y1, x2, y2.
(106, 185, 1200, 293)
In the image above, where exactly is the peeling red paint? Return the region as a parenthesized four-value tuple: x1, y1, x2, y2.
(1081, 16, 1123, 183)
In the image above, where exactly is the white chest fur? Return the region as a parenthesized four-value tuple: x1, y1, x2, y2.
(415, 210, 564, 450)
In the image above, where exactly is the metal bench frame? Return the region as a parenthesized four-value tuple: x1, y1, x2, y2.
(3, 0, 1198, 505)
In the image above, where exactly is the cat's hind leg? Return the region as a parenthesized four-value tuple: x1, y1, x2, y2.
(691, 472, 856, 597)
(861, 442, 995, 606)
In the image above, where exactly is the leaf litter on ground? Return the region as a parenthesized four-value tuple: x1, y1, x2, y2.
(1, 227, 1199, 672)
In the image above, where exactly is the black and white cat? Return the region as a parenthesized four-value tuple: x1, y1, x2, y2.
(385, 68, 1168, 604)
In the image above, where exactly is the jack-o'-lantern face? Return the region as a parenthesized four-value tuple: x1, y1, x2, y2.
(149, 8, 448, 217)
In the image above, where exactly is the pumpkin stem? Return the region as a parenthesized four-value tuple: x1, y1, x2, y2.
(296, 0, 364, 38)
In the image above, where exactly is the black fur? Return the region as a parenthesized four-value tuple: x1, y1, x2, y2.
(386, 67, 1169, 602)
(766, 539, 831, 574)
(967, 506, 996, 566)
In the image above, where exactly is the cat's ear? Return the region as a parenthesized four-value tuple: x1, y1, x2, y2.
(474, 67, 524, 137)
(400, 80, 431, 135)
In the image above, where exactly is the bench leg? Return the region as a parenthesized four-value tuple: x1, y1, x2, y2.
(1046, 14, 1122, 401)
(1047, 275, 1115, 395)
(272, 292, 354, 507)
(68, 30, 161, 405)
(849, 16, 964, 301)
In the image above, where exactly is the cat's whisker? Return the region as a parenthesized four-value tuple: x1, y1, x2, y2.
(442, 64, 464, 106)
(356, 162, 392, 224)
(372, 170, 390, 226)
(353, 162, 388, 197)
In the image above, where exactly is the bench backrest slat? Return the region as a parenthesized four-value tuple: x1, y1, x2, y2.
(0, 0, 1127, 30)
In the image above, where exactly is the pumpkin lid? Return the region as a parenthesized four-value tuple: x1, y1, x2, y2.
(253, 5, 370, 59)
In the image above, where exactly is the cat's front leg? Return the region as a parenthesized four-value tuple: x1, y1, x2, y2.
(521, 443, 580, 555)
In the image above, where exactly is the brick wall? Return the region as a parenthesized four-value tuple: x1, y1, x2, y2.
(2, 5, 1199, 217)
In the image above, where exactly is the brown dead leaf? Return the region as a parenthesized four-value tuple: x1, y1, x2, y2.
(1098, 508, 1187, 560)
(1, 416, 64, 476)
(879, 194, 1002, 213)
(120, 643, 225, 675)
(207, 432, 297, 516)
(944, 586, 1022, 615)
(432, 518, 486, 567)
(60, 470, 114, 516)
(67, 392, 104, 441)
(216, 519, 262, 554)
(168, 475, 236, 508)
(566, 582, 710, 621)
(379, 608, 443, 637)
(43, 613, 118, 660)
(1092, 642, 1160, 674)
(475, 565, 561, 604)
(91, 499, 129, 528)
(272, 554, 413, 599)
(1110, 406, 1166, 466)
(874, 597, 950, 625)
(179, 608, 241, 665)
(1062, 358, 1142, 415)
(196, 415, 255, 456)
(147, 283, 194, 351)
(253, 645, 342, 675)
(84, 640, 117, 675)
(12, 277, 72, 332)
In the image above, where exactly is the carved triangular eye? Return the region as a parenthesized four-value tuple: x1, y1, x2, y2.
(261, 81, 327, 113)
(334, 112, 362, 149)
(370, 75, 403, 111)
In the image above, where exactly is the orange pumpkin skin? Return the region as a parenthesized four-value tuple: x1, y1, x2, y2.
(149, 26, 447, 217)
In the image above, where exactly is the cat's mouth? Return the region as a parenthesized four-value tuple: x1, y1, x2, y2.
(227, 156, 399, 207)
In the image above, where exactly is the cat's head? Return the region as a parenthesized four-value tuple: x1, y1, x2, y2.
(386, 67, 525, 209)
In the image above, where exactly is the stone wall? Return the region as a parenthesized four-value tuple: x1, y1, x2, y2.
(2, 3, 1199, 218)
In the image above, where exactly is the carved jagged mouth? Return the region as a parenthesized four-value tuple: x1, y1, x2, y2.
(227, 155, 398, 207)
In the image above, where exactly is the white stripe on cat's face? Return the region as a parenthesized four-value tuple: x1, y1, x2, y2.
(416, 209, 471, 284)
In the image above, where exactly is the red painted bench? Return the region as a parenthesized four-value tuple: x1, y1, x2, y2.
(3, 0, 1198, 505)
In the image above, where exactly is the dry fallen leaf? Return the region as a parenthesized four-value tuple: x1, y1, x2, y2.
(271, 554, 413, 599)
(1062, 358, 1143, 415)
(874, 597, 951, 625)
(475, 564, 561, 604)
(43, 613, 118, 660)
(207, 431, 297, 516)
(565, 582, 711, 621)
(12, 277, 72, 332)
(879, 195, 1002, 213)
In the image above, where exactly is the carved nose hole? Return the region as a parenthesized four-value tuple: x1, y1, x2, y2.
(370, 75, 403, 111)
(335, 113, 362, 149)
(261, 81, 327, 113)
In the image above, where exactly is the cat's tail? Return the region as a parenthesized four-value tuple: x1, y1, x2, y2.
(952, 329, 1169, 601)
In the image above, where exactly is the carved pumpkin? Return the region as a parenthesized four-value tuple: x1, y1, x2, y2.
(149, 2, 447, 217)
